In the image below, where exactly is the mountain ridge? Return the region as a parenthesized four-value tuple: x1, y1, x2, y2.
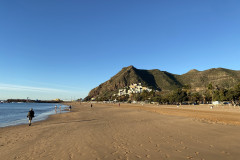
(87, 66, 240, 99)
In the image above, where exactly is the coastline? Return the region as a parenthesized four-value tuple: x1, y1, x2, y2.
(1, 102, 240, 159)
(0, 103, 69, 128)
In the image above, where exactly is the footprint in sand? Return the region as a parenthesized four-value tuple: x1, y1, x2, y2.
(187, 156, 194, 159)
(111, 151, 118, 155)
(221, 151, 230, 155)
(136, 155, 142, 159)
(123, 150, 131, 156)
(195, 152, 199, 155)
(68, 153, 73, 159)
(164, 154, 170, 158)
(182, 146, 188, 150)
(209, 145, 214, 148)
(146, 155, 151, 158)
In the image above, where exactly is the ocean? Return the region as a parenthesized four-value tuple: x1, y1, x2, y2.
(0, 103, 69, 127)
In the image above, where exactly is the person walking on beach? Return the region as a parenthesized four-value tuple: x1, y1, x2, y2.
(55, 105, 57, 113)
(91, 104, 93, 108)
(69, 105, 72, 111)
(59, 105, 62, 113)
(27, 108, 35, 126)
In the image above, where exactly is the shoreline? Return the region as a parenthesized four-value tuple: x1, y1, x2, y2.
(1, 103, 240, 159)
(0, 103, 70, 128)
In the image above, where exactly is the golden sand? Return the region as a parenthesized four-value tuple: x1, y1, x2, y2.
(1, 103, 240, 160)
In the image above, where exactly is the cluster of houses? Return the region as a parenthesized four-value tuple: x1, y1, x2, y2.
(115, 83, 153, 96)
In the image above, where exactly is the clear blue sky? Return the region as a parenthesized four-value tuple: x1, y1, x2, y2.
(1, 0, 240, 100)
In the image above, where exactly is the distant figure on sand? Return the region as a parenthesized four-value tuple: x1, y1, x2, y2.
(27, 108, 35, 126)
(55, 105, 57, 113)
(59, 105, 62, 113)
(69, 105, 72, 111)
(91, 104, 93, 108)
(119, 103, 120, 107)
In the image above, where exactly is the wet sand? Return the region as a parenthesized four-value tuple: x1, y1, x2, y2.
(1, 103, 240, 160)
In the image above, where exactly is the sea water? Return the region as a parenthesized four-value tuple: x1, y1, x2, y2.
(0, 103, 69, 127)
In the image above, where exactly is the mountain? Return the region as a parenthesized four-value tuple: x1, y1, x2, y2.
(87, 66, 240, 99)
(177, 68, 240, 91)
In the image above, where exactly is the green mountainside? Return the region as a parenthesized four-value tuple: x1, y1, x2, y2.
(87, 66, 240, 99)
(177, 68, 240, 91)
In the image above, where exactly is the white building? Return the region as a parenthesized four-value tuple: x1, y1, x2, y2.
(117, 83, 152, 96)
(118, 89, 127, 96)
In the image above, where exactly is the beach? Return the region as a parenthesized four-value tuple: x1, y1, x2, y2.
(1, 103, 240, 160)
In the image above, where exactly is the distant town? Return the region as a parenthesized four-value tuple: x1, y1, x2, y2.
(114, 83, 153, 96)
